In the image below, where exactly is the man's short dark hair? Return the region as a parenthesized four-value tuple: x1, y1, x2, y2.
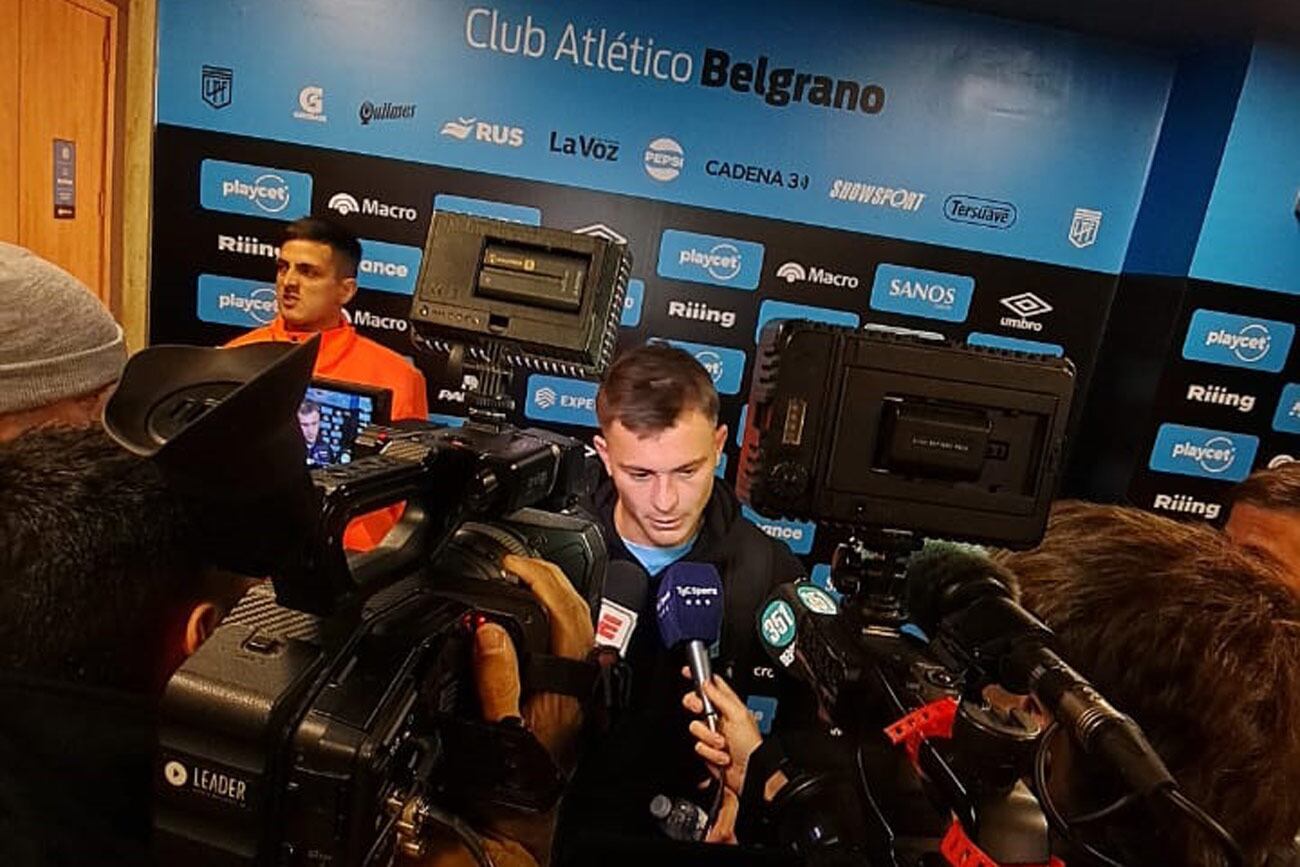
(284, 216, 362, 278)
(1227, 461, 1300, 512)
(993, 501, 1300, 866)
(0, 427, 218, 693)
(596, 343, 720, 434)
(298, 398, 321, 418)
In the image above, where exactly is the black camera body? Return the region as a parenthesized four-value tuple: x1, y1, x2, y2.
(152, 421, 608, 866)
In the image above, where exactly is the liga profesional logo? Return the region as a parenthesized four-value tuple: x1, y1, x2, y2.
(199, 160, 312, 220)
(201, 65, 232, 109)
(1181, 309, 1294, 373)
(1068, 207, 1102, 249)
(644, 137, 684, 182)
(440, 115, 524, 147)
(1148, 423, 1259, 483)
(656, 229, 764, 290)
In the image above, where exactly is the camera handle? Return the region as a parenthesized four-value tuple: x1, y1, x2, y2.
(828, 529, 923, 628)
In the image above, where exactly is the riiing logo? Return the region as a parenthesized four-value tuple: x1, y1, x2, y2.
(999, 292, 1053, 332)
(200, 160, 312, 220)
(1152, 493, 1221, 521)
(1185, 384, 1256, 414)
(440, 116, 523, 147)
(667, 299, 736, 329)
(656, 229, 764, 290)
(217, 233, 278, 258)
(1149, 423, 1259, 482)
(1182, 309, 1294, 372)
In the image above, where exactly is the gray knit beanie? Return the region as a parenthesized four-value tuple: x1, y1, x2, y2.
(0, 242, 127, 414)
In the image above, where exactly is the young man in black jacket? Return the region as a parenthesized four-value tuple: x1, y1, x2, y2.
(557, 343, 812, 862)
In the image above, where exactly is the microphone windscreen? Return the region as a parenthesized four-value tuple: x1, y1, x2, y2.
(595, 560, 651, 655)
(905, 540, 1017, 631)
(655, 561, 725, 648)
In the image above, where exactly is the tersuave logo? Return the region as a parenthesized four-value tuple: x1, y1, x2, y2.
(523, 374, 598, 428)
(667, 299, 736, 329)
(656, 229, 764, 291)
(1181, 309, 1294, 373)
(1152, 493, 1222, 521)
(774, 261, 859, 288)
(945, 195, 1017, 229)
(327, 191, 418, 222)
(870, 264, 975, 323)
(1148, 423, 1259, 483)
(199, 160, 312, 221)
(644, 137, 684, 182)
(999, 292, 1053, 332)
(440, 116, 524, 147)
(1186, 384, 1256, 414)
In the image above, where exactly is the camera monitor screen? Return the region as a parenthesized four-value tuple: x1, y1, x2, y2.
(299, 378, 393, 467)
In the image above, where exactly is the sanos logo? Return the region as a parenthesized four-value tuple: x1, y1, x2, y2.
(754, 300, 859, 344)
(524, 374, 598, 428)
(644, 137, 684, 182)
(1182, 309, 1294, 373)
(356, 239, 422, 296)
(197, 275, 277, 327)
(657, 229, 764, 290)
(1273, 383, 1300, 435)
(1149, 423, 1259, 483)
(741, 505, 815, 555)
(870, 264, 975, 323)
(774, 260, 858, 288)
(200, 159, 312, 221)
(658, 339, 746, 395)
(440, 116, 524, 147)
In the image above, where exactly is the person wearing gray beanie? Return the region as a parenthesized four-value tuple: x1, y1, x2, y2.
(0, 242, 127, 442)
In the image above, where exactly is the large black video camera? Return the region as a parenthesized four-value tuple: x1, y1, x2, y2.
(105, 214, 630, 865)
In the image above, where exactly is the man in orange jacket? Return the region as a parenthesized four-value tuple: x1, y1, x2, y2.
(227, 216, 428, 548)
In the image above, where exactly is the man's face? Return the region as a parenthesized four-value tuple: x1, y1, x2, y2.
(298, 408, 320, 444)
(594, 409, 726, 548)
(275, 239, 356, 332)
(1225, 503, 1300, 591)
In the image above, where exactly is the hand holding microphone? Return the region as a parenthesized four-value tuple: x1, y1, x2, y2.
(681, 672, 764, 797)
(655, 561, 725, 731)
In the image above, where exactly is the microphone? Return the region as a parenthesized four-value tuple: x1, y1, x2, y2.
(906, 542, 1176, 795)
(595, 560, 650, 657)
(656, 561, 725, 732)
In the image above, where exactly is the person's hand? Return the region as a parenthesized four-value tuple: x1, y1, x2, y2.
(681, 672, 764, 796)
(704, 789, 740, 845)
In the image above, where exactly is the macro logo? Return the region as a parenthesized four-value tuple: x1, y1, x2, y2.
(199, 159, 312, 220)
(999, 292, 1053, 333)
(524, 374, 598, 427)
(1148, 423, 1259, 483)
(356, 239, 422, 296)
(440, 116, 523, 147)
(1181, 309, 1294, 373)
(741, 505, 815, 555)
(294, 85, 326, 122)
(201, 65, 232, 109)
(870, 263, 975, 323)
(328, 191, 418, 222)
(774, 260, 859, 288)
(656, 339, 746, 395)
(644, 137, 684, 182)
(656, 229, 764, 290)
(944, 195, 1017, 229)
(196, 274, 277, 327)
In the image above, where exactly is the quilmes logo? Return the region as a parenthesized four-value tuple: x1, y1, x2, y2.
(870, 263, 975, 323)
(1068, 207, 1102, 249)
(294, 85, 326, 122)
(524, 374, 598, 427)
(1149, 423, 1259, 482)
(657, 229, 764, 290)
(999, 292, 1053, 332)
(774, 261, 859, 288)
(1186, 383, 1256, 414)
(327, 191, 418, 222)
(440, 116, 523, 147)
(201, 65, 232, 109)
(197, 274, 277, 327)
(945, 195, 1017, 229)
(1152, 492, 1222, 522)
(742, 505, 815, 555)
(828, 179, 925, 211)
(657, 339, 746, 395)
(549, 131, 620, 161)
(199, 159, 312, 220)
(359, 100, 416, 125)
(644, 137, 684, 181)
(1182, 309, 1294, 373)
(667, 299, 736, 329)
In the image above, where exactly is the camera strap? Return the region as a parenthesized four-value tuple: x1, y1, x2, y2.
(524, 653, 599, 699)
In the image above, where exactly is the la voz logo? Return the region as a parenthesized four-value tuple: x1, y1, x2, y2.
(870, 263, 975, 323)
(754, 300, 859, 343)
(356, 239, 422, 296)
(199, 159, 312, 220)
(197, 274, 276, 327)
(524, 374, 598, 427)
(1181, 309, 1294, 373)
(741, 505, 816, 555)
(657, 229, 764, 290)
(657, 339, 746, 395)
(1148, 423, 1259, 483)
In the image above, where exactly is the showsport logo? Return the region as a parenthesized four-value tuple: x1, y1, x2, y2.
(870, 263, 975, 323)
(199, 160, 312, 220)
(1068, 208, 1102, 249)
(328, 191, 418, 222)
(196, 274, 277, 327)
(201, 65, 232, 109)
(944, 195, 1017, 229)
(1148, 423, 1259, 482)
(1182, 309, 1294, 373)
(828, 179, 925, 211)
(440, 116, 523, 147)
(644, 137, 684, 182)
(999, 292, 1053, 332)
(657, 229, 764, 290)
(774, 260, 859, 288)
(294, 85, 326, 122)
